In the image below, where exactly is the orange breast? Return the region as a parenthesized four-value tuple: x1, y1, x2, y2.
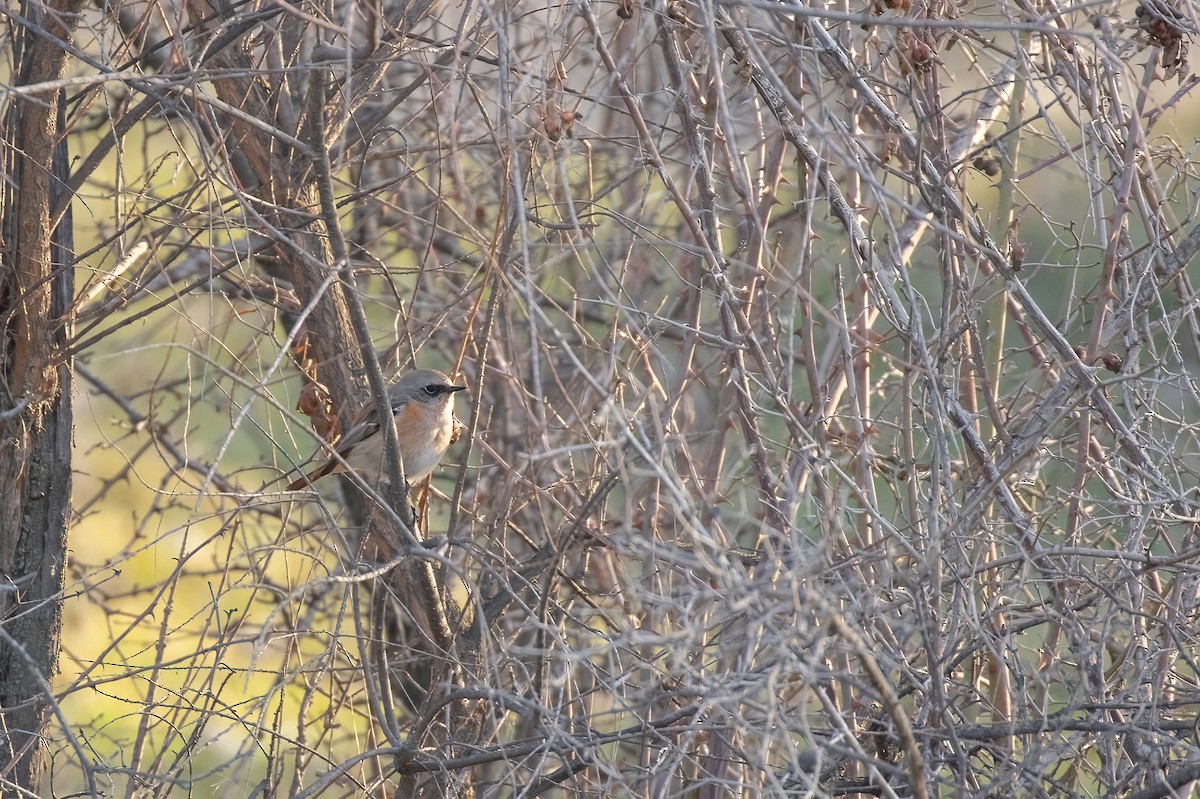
(394, 401, 450, 482)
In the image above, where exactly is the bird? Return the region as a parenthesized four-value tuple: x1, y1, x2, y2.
(286, 368, 466, 492)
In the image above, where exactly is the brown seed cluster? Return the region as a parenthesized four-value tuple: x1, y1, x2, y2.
(897, 30, 942, 76)
(973, 155, 1002, 176)
(1135, 0, 1191, 80)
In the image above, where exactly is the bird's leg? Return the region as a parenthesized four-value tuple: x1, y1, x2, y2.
(403, 480, 425, 533)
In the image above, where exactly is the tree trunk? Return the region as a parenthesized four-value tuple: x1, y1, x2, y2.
(0, 0, 83, 791)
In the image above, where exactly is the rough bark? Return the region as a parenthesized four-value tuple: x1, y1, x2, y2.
(0, 0, 84, 791)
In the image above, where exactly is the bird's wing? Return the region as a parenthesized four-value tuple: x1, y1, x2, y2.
(285, 396, 408, 491)
(336, 395, 405, 453)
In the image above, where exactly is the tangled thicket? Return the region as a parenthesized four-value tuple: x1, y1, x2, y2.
(5, 0, 1200, 794)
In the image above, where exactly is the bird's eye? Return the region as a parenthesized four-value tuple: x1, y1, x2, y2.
(423, 385, 440, 396)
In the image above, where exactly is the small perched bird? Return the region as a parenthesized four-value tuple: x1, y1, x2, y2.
(286, 368, 466, 491)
